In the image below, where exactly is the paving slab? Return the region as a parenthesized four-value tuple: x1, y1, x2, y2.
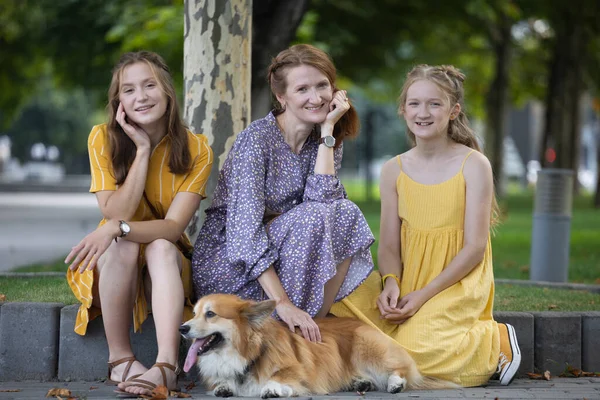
(0, 378, 599, 400)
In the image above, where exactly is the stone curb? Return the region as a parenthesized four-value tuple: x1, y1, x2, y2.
(0, 303, 598, 382)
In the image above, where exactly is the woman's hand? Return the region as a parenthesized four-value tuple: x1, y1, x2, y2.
(275, 299, 322, 343)
(116, 103, 151, 151)
(382, 290, 428, 325)
(321, 90, 350, 130)
(376, 278, 400, 316)
(65, 220, 119, 273)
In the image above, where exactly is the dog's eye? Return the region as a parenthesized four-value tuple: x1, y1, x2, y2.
(205, 311, 216, 318)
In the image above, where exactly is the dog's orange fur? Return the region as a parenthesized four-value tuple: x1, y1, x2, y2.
(180, 294, 458, 398)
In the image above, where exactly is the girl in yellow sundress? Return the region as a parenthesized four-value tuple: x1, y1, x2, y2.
(65, 51, 213, 397)
(331, 65, 521, 387)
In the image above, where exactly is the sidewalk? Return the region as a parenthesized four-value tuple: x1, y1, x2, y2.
(1, 377, 599, 399)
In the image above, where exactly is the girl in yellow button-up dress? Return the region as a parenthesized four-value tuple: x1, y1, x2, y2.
(65, 51, 213, 397)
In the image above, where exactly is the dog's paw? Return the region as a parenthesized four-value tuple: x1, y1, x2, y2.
(260, 380, 294, 398)
(213, 384, 234, 397)
(387, 375, 407, 394)
(351, 378, 375, 393)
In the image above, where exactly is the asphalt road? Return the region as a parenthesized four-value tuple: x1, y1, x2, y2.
(0, 192, 101, 272)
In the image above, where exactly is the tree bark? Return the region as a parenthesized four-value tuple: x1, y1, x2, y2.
(251, 0, 310, 120)
(595, 141, 600, 208)
(540, 6, 586, 174)
(484, 12, 512, 198)
(183, 0, 252, 237)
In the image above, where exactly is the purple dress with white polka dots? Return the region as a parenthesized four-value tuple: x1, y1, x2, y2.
(192, 112, 374, 316)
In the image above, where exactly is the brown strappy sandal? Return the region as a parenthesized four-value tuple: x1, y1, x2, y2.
(105, 356, 143, 386)
(115, 362, 180, 397)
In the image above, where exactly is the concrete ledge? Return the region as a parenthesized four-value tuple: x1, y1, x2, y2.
(533, 312, 581, 375)
(494, 311, 534, 377)
(0, 303, 597, 382)
(0, 302, 63, 381)
(581, 312, 600, 372)
(57, 305, 196, 381)
(58, 305, 159, 381)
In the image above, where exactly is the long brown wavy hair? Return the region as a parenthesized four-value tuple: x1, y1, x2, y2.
(398, 64, 500, 226)
(267, 44, 360, 147)
(106, 51, 191, 185)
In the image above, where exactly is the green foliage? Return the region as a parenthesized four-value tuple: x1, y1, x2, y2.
(1, 0, 185, 170)
(6, 76, 96, 170)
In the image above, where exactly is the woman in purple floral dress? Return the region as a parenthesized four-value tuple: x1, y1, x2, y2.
(192, 44, 374, 341)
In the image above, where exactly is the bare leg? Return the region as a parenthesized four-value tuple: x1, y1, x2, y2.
(316, 257, 352, 318)
(120, 239, 183, 395)
(93, 240, 147, 382)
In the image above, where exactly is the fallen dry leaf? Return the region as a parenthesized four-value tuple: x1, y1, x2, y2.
(140, 385, 168, 400)
(170, 391, 192, 398)
(0, 389, 21, 392)
(559, 364, 599, 378)
(0, 294, 6, 302)
(185, 381, 196, 391)
(89, 386, 98, 390)
(547, 304, 558, 310)
(543, 370, 551, 380)
(46, 388, 72, 398)
(526, 372, 542, 379)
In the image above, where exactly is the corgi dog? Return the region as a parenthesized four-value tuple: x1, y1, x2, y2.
(179, 294, 459, 398)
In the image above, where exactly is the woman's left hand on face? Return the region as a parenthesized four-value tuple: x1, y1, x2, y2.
(382, 290, 427, 325)
(65, 222, 116, 273)
(322, 90, 350, 128)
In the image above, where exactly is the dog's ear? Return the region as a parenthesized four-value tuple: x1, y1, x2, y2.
(242, 300, 276, 327)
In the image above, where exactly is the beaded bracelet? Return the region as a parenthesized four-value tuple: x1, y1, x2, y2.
(381, 273, 400, 287)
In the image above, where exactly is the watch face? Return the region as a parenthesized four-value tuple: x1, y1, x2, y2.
(120, 221, 131, 234)
(323, 136, 335, 147)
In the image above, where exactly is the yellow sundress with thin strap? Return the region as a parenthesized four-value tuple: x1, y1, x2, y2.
(331, 150, 499, 387)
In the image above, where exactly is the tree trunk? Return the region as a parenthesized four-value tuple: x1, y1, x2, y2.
(541, 6, 586, 176)
(251, 0, 310, 120)
(184, 0, 252, 238)
(595, 142, 600, 208)
(484, 14, 512, 198)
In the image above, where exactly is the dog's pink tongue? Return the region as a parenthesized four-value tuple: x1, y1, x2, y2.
(183, 339, 206, 372)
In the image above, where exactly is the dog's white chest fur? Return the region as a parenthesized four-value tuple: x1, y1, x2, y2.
(198, 350, 265, 397)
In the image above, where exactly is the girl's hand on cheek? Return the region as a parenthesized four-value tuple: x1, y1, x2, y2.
(116, 103, 151, 151)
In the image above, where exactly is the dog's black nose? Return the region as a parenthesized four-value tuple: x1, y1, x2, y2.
(179, 325, 190, 334)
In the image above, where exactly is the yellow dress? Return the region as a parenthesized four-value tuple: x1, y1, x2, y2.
(66, 124, 213, 335)
(331, 151, 499, 387)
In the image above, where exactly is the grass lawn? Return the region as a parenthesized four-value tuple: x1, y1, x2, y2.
(1, 276, 597, 312)
(1, 184, 599, 311)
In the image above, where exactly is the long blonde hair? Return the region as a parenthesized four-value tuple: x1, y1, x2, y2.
(106, 51, 191, 185)
(398, 64, 500, 226)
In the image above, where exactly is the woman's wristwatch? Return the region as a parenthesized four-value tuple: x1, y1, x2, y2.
(319, 135, 336, 148)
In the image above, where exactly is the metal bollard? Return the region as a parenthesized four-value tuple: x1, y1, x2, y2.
(529, 169, 574, 282)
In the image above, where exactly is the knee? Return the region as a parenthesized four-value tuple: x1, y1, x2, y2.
(145, 239, 179, 269)
(104, 240, 139, 270)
